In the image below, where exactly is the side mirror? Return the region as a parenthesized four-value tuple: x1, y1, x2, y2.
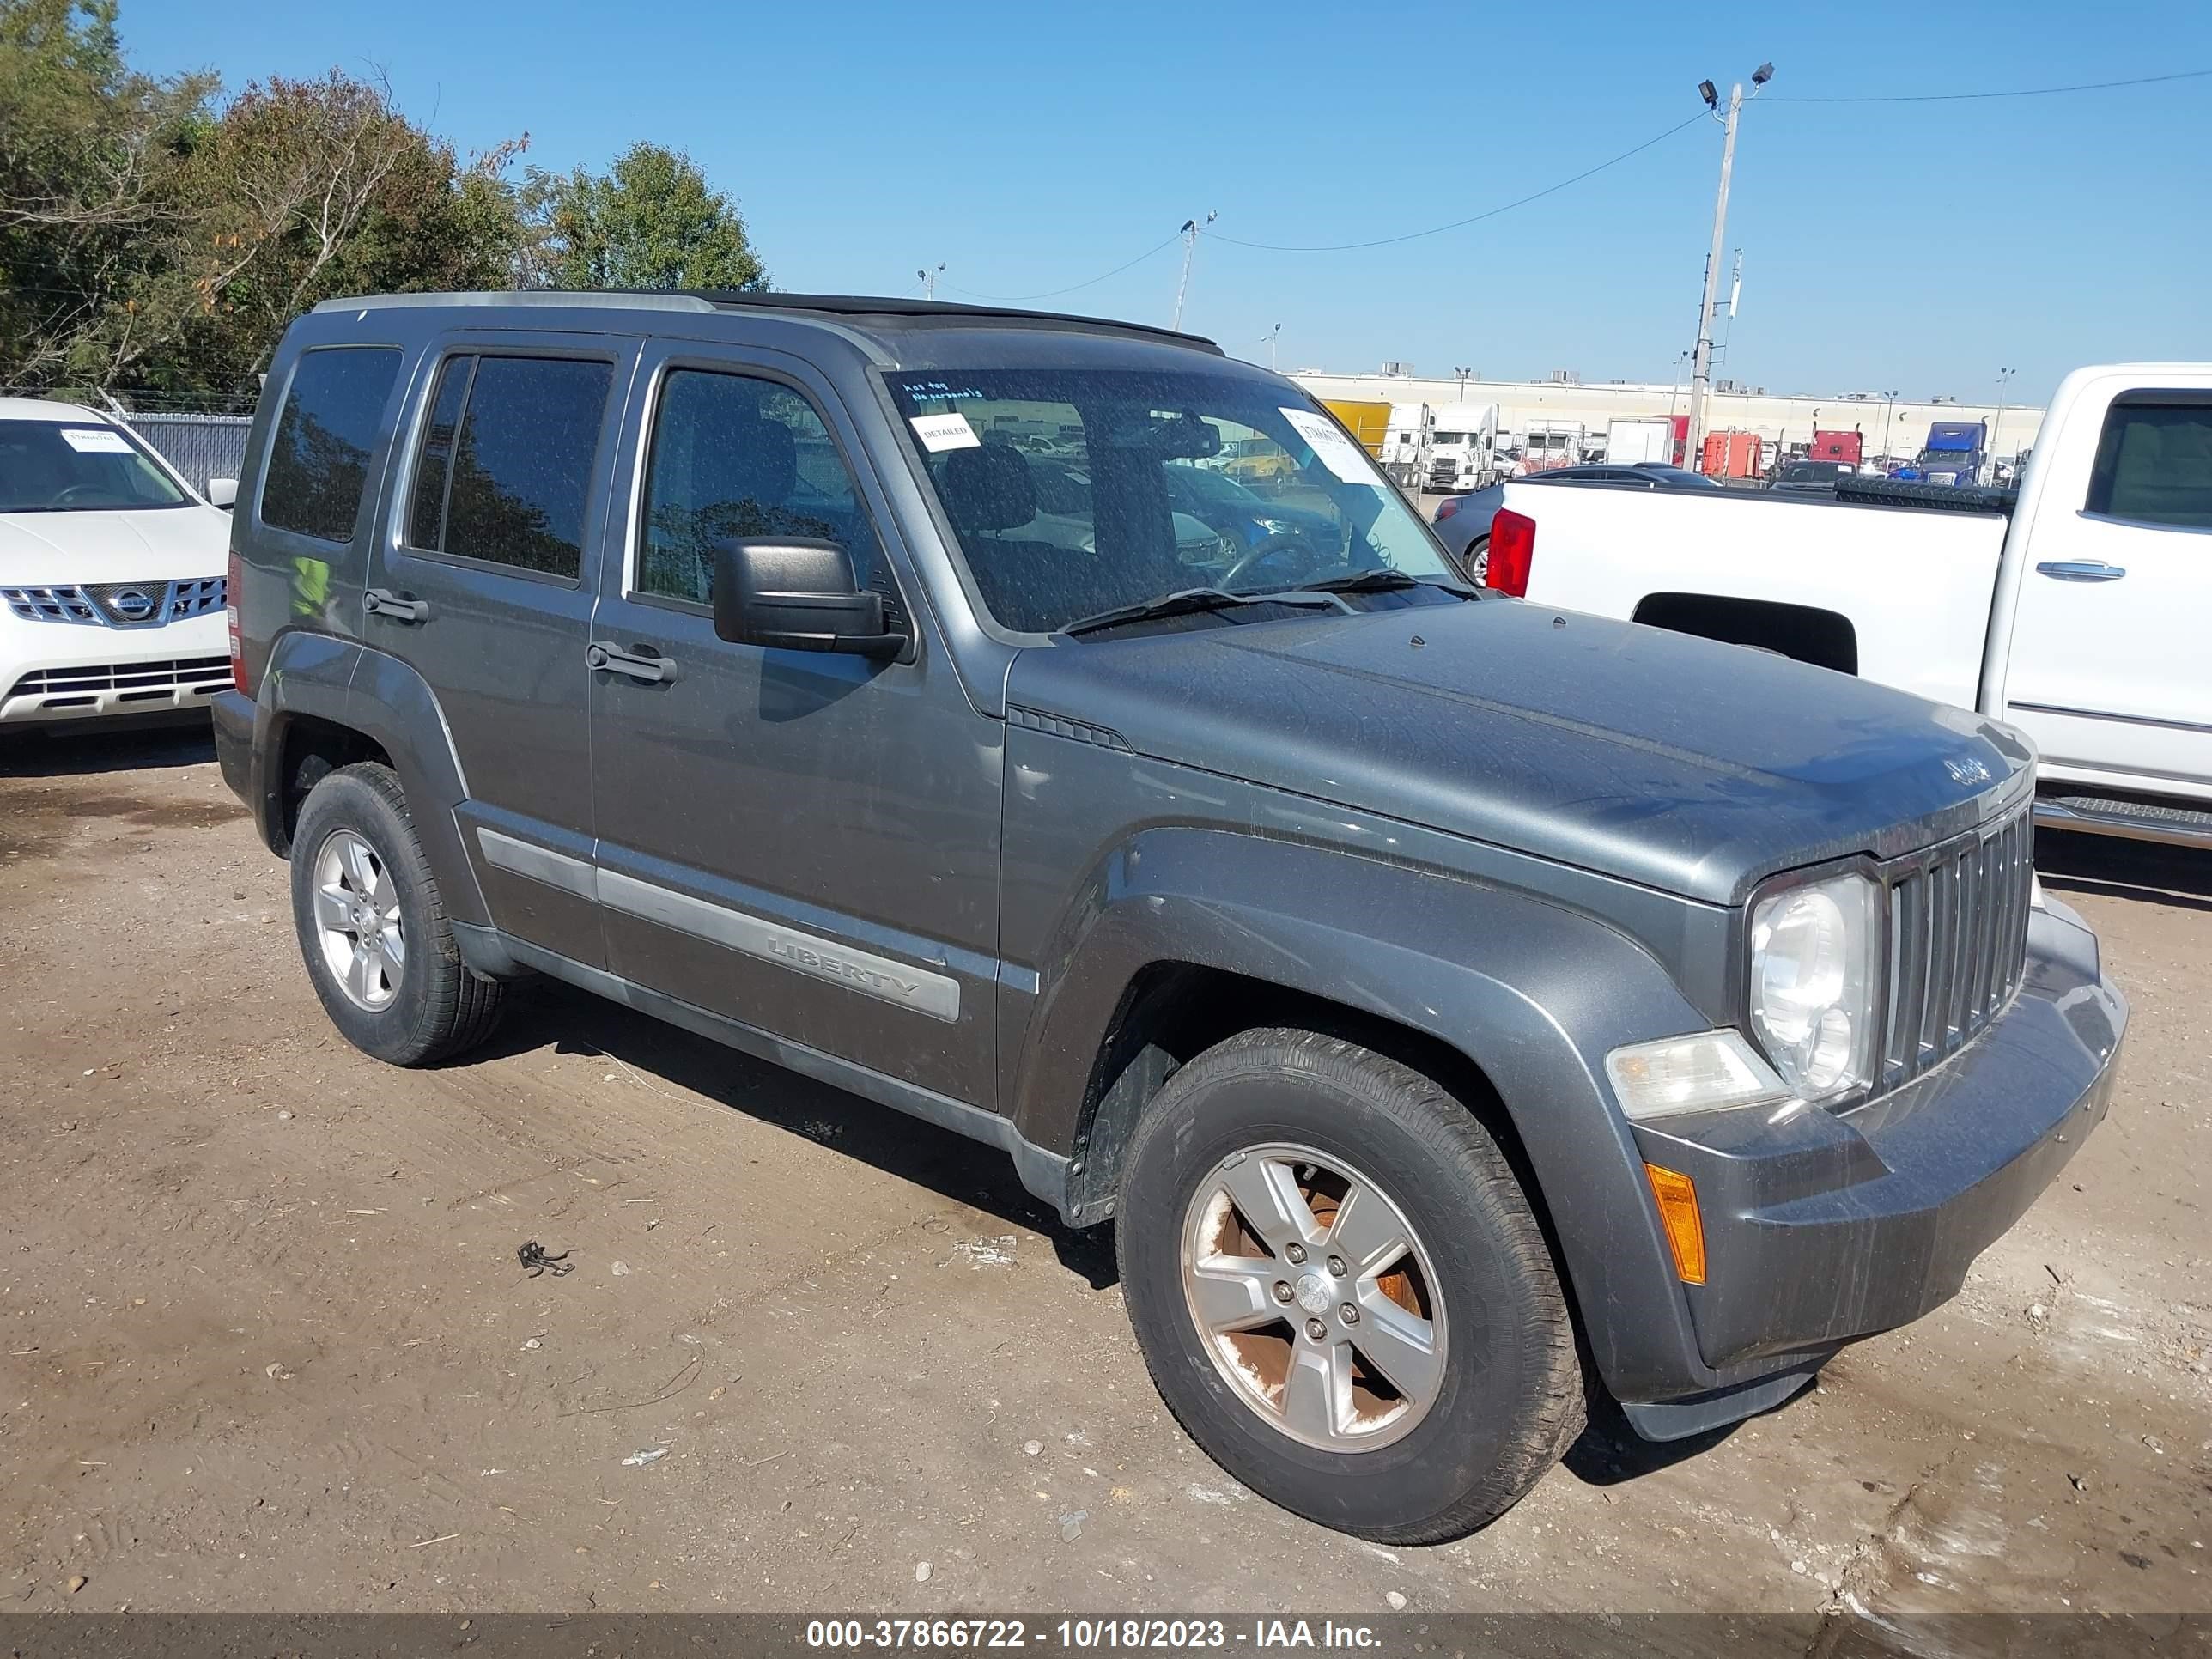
(712, 538, 905, 658)
(205, 477, 238, 509)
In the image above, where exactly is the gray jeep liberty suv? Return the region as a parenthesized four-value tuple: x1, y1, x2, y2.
(212, 290, 2125, 1543)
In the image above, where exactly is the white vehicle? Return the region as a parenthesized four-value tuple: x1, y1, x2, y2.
(1, 398, 235, 731)
(1423, 403, 1500, 493)
(1519, 421, 1584, 474)
(1380, 401, 1434, 487)
(1472, 364, 2212, 847)
(1605, 416, 1678, 466)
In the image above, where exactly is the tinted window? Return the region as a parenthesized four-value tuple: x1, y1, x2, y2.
(2087, 395, 2212, 531)
(637, 368, 878, 606)
(262, 347, 400, 542)
(405, 356, 473, 550)
(409, 356, 611, 580)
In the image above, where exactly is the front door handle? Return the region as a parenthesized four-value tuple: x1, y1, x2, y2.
(586, 641, 678, 684)
(2035, 561, 2127, 583)
(364, 587, 431, 622)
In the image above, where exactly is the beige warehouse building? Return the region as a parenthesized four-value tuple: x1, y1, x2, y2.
(1288, 369, 2043, 465)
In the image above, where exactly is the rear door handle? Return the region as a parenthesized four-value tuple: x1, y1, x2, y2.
(363, 587, 431, 622)
(586, 641, 678, 684)
(2034, 561, 2126, 583)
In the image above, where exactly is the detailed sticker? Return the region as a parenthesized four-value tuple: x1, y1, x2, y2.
(59, 427, 132, 454)
(1279, 408, 1372, 484)
(909, 411, 982, 453)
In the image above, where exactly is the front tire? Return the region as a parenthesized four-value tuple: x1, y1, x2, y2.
(289, 762, 503, 1066)
(1116, 1030, 1581, 1542)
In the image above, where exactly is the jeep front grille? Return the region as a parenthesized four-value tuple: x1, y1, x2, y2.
(1880, 803, 2035, 1088)
(2, 578, 225, 628)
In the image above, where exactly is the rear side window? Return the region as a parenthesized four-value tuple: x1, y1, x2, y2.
(2086, 393, 2212, 531)
(404, 354, 613, 580)
(261, 346, 401, 542)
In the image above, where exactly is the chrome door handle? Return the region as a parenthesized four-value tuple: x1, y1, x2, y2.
(363, 587, 431, 622)
(2035, 561, 2126, 582)
(586, 641, 677, 684)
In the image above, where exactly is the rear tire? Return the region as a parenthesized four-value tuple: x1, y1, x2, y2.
(1115, 1029, 1582, 1542)
(289, 762, 503, 1066)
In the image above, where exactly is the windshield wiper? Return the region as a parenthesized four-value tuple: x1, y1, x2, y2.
(1058, 586, 1337, 639)
(1277, 569, 1479, 599)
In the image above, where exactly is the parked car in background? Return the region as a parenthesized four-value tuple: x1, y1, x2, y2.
(215, 289, 2122, 1545)
(1, 397, 234, 732)
(1470, 362, 2212, 848)
(1770, 459, 1857, 493)
(1432, 462, 1718, 571)
(1164, 460, 1337, 556)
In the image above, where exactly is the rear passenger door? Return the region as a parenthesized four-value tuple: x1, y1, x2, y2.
(366, 335, 641, 969)
(585, 344, 1004, 1109)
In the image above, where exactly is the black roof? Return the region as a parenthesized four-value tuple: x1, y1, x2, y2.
(660, 290, 1224, 355)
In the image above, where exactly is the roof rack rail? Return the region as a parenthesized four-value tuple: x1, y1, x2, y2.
(662, 290, 1222, 352)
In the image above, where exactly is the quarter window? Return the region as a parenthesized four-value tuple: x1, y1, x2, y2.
(635, 368, 879, 606)
(404, 354, 612, 580)
(2086, 393, 2212, 531)
(262, 346, 401, 542)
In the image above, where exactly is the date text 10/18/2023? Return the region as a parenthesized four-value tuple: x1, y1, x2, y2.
(805, 1619, 1383, 1650)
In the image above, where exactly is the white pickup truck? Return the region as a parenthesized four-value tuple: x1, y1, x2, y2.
(1468, 363, 2212, 848)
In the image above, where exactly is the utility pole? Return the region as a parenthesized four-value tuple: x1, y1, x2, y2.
(1171, 210, 1216, 331)
(1880, 389, 1901, 467)
(917, 263, 944, 300)
(1684, 64, 1771, 474)
(1989, 366, 2016, 483)
(1263, 322, 1281, 370)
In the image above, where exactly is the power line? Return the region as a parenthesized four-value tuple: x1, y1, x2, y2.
(941, 234, 1181, 303)
(1208, 113, 1707, 252)
(1767, 66, 2212, 102)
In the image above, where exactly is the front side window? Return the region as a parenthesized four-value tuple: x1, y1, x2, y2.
(262, 346, 401, 542)
(635, 368, 879, 607)
(404, 354, 612, 580)
(0, 419, 189, 514)
(2086, 393, 2212, 531)
(887, 366, 1461, 635)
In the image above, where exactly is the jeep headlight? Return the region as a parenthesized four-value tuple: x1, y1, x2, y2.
(1748, 872, 1880, 1100)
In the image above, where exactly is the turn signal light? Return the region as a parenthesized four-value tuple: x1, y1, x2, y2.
(1486, 508, 1535, 596)
(1644, 1163, 1706, 1285)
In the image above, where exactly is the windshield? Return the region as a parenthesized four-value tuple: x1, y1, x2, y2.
(1914, 447, 1975, 469)
(888, 368, 1459, 635)
(0, 418, 190, 513)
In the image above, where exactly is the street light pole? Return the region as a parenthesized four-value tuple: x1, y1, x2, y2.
(1684, 84, 1741, 476)
(1989, 366, 2016, 483)
(1454, 365, 1472, 401)
(1880, 390, 1900, 467)
(917, 263, 944, 300)
(1171, 210, 1216, 331)
(1685, 64, 1771, 475)
(1267, 322, 1281, 371)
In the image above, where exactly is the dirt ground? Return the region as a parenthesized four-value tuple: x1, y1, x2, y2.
(1, 726, 2206, 1622)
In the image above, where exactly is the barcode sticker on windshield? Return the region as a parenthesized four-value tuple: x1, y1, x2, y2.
(59, 427, 132, 454)
(1279, 408, 1371, 484)
(909, 412, 981, 453)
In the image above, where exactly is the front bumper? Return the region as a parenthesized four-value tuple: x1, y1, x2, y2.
(2, 611, 229, 726)
(1626, 897, 2124, 1399)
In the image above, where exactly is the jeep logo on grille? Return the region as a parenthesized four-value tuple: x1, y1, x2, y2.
(109, 588, 157, 623)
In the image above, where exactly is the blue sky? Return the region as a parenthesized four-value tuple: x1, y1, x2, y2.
(121, 0, 2210, 405)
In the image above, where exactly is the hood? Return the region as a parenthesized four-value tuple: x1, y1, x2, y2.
(1006, 599, 2029, 906)
(0, 506, 230, 585)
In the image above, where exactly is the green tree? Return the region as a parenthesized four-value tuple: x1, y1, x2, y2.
(524, 142, 765, 292)
(0, 0, 216, 386)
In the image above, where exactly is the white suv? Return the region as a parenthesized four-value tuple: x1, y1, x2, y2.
(1, 398, 234, 731)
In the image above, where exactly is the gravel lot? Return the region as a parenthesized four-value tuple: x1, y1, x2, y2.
(2, 726, 2207, 1620)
